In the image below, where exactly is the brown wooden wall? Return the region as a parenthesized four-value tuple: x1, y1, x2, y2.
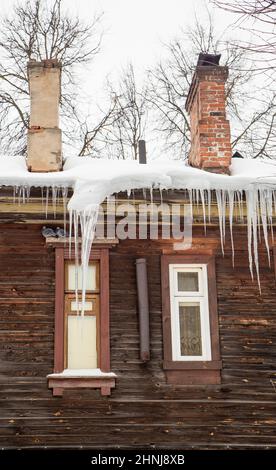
(0, 224, 276, 449)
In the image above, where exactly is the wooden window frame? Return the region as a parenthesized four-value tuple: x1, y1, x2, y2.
(47, 243, 116, 396)
(161, 254, 222, 385)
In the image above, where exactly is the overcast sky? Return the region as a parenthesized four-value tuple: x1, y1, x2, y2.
(67, 0, 237, 89)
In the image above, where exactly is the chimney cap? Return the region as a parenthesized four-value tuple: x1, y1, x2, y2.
(197, 53, 221, 67)
(27, 58, 61, 70)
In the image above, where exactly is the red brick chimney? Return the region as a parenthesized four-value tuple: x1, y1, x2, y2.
(27, 59, 62, 172)
(185, 53, 231, 174)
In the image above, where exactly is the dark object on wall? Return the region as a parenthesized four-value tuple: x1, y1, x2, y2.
(136, 258, 150, 362)
(138, 140, 147, 164)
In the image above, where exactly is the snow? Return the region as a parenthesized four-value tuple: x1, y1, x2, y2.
(231, 158, 276, 178)
(1, 154, 276, 200)
(47, 368, 116, 378)
(1, 154, 276, 295)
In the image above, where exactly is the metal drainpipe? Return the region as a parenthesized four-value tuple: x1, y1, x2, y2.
(135, 258, 150, 362)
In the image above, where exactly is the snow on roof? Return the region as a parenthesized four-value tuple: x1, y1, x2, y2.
(1, 155, 276, 211)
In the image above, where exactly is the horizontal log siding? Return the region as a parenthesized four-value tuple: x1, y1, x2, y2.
(0, 224, 275, 449)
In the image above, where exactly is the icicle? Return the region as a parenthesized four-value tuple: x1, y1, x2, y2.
(259, 188, 271, 266)
(195, 189, 198, 208)
(246, 189, 261, 291)
(68, 208, 73, 259)
(272, 190, 276, 218)
(188, 189, 194, 233)
(149, 187, 154, 217)
(62, 187, 68, 241)
(246, 190, 254, 281)
(150, 187, 153, 204)
(253, 193, 261, 292)
(45, 187, 49, 219)
(200, 189, 207, 234)
(207, 189, 211, 223)
(17, 186, 23, 206)
(142, 188, 147, 200)
(52, 186, 57, 218)
(216, 190, 225, 256)
(74, 205, 100, 316)
(236, 190, 244, 223)
(228, 190, 235, 267)
(271, 190, 276, 242)
(25, 185, 30, 203)
(159, 187, 163, 205)
(74, 210, 80, 315)
(40, 187, 44, 210)
(268, 189, 274, 244)
(222, 190, 226, 244)
(257, 190, 262, 242)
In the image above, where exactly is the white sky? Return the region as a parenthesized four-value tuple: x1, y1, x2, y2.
(67, 0, 236, 90)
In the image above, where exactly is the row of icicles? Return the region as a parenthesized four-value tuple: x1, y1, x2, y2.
(6, 184, 276, 308)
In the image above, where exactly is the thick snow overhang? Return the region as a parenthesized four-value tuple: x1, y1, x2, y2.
(1, 155, 276, 206)
(1, 154, 276, 291)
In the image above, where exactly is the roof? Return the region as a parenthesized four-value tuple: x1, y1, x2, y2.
(1, 155, 276, 211)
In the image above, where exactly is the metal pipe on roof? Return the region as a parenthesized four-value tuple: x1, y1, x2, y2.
(138, 140, 147, 164)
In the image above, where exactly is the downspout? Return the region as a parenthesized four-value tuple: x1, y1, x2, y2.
(136, 258, 150, 362)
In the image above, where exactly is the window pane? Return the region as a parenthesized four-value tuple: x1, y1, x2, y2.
(179, 302, 202, 356)
(67, 264, 97, 291)
(67, 316, 97, 368)
(177, 271, 199, 292)
(70, 301, 93, 312)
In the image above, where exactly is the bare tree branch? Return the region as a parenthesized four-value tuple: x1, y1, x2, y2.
(0, 0, 103, 155)
(103, 64, 148, 160)
(146, 14, 276, 159)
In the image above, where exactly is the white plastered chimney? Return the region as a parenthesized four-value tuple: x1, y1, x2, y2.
(27, 59, 62, 172)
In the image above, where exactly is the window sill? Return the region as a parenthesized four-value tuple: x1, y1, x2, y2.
(163, 361, 222, 385)
(47, 369, 117, 396)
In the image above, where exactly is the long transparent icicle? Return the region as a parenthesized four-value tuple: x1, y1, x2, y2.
(228, 190, 235, 267)
(216, 190, 225, 256)
(246, 190, 261, 290)
(259, 188, 271, 266)
(73, 205, 100, 315)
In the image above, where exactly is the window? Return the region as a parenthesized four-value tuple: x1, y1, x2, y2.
(170, 265, 211, 362)
(47, 242, 117, 396)
(161, 255, 221, 385)
(64, 262, 100, 370)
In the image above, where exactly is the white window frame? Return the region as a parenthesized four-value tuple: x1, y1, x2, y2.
(169, 264, 212, 361)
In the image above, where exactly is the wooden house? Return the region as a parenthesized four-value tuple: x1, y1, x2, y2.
(0, 54, 275, 450)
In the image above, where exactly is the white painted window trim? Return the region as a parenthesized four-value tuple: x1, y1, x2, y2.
(169, 264, 212, 362)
